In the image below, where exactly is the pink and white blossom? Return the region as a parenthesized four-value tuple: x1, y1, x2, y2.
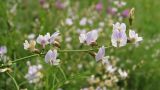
(111, 22, 127, 47)
(129, 30, 143, 44)
(36, 33, 50, 48)
(45, 50, 60, 65)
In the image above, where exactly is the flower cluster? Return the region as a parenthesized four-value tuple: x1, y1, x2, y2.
(25, 62, 43, 83)
(0, 46, 9, 63)
(80, 46, 128, 90)
(23, 31, 60, 65)
(111, 22, 143, 47)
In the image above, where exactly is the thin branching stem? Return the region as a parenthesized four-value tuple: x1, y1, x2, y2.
(7, 72, 19, 90)
(0, 46, 112, 67)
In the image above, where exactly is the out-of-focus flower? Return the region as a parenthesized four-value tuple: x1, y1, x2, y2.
(79, 30, 98, 45)
(95, 2, 103, 12)
(107, 7, 117, 15)
(0, 46, 7, 56)
(79, 33, 86, 44)
(111, 22, 127, 47)
(106, 64, 116, 73)
(23, 40, 37, 52)
(118, 69, 128, 79)
(95, 46, 105, 61)
(55, 0, 65, 9)
(113, 0, 126, 8)
(65, 18, 73, 26)
(39, 0, 49, 9)
(86, 30, 98, 45)
(121, 9, 130, 18)
(45, 50, 60, 65)
(25, 64, 43, 83)
(28, 33, 36, 40)
(80, 17, 87, 26)
(36, 33, 50, 48)
(129, 30, 143, 44)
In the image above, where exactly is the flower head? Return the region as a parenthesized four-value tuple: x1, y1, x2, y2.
(65, 18, 73, 26)
(106, 64, 117, 73)
(111, 22, 127, 47)
(118, 69, 128, 79)
(95, 46, 105, 61)
(129, 30, 143, 44)
(0, 46, 7, 55)
(25, 64, 43, 83)
(121, 9, 130, 18)
(23, 40, 36, 51)
(45, 50, 60, 65)
(86, 30, 98, 45)
(79, 30, 98, 45)
(96, 2, 103, 12)
(36, 33, 50, 48)
(49, 31, 60, 44)
(79, 17, 87, 26)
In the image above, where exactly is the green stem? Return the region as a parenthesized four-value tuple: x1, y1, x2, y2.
(0, 46, 112, 68)
(7, 72, 19, 90)
(58, 66, 67, 81)
(11, 54, 40, 63)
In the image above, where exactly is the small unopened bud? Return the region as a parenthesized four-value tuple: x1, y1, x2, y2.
(54, 41, 61, 48)
(129, 8, 135, 26)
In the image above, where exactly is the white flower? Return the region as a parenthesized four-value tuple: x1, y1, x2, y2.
(118, 69, 128, 79)
(79, 33, 86, 43)
(0, 46, 7, 55)
(80, 17, 87, 26)
(45, 50, 60, 65)
(129, 30, 143, 44)
(113, 22, 126, 32)
(36, 33, 50, 48)
(23, 40, 30, 50)
(106, 64, 116, 73)
(25, 64, 43, 83)
(79, 30, 98, 45)
(111, 22, 127, 47)
(28, 33, 35, 40)
(65, 18, 73, 26)
(23, 40, 36, 51)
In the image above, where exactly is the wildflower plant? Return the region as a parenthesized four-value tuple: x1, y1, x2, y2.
(0, 0, 144, 90)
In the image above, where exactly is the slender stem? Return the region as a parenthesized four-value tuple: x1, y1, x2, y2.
(7, 72, 19, 90)
(58, 66, 67, 81)
(0, 46, 112, 68)
(11, 54, 40, 63)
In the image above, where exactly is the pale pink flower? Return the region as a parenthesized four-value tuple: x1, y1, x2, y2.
(45, 50, 60, 65)
(111, 22, 127, 47)
(129, 30, 143, 44)
(36, 33, 50, 48)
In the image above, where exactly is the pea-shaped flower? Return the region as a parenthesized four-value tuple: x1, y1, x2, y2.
(79, 30, 98, 45)
(23, 40, 36, 52)
(36, 33, 50, 48)
(45, 50, 60, 65)
(129, 30, 143, 44)
(49, 31, 60, 44)
(111, 22, 127, 47)
(25, 64, 43, 83)
(95, 46, 105, 61)
(0, 46, 7, 56)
